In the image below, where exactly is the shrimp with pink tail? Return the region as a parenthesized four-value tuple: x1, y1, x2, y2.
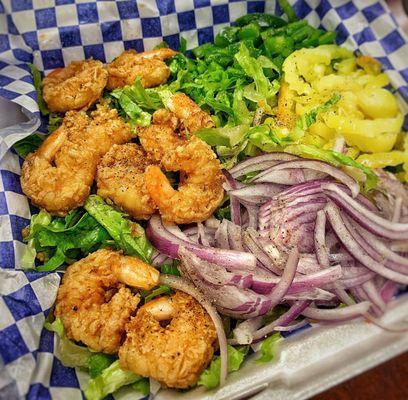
(55, 249, 160, 354)
(107, 48, 177, 90)
(119, 291, 217, 388)
(21, 104, 132, 216)
(145, 135, 224, 224)
(42, 59, 108, 112)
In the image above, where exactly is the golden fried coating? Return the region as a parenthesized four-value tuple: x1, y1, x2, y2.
(96, 143, 157, 220)
(21, 104, 132, 215)
(106, 48, 177, 90)
(55, 249, 160, 354)
(145, 136, 224, 224)
(166, 92, 215, 133)
(139, 93, 223, 223)
(42, 59, 108, 112)
(119, 291, 217, 388)
(138, 122, 183, 163)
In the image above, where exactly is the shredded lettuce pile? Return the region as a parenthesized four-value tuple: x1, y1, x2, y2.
(23, 196, 153, 271)
(45, 319, 148, 400)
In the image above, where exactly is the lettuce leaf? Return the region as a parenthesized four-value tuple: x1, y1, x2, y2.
(88, 354, 116, 379)
(44, 318, 92, 368)
(13, 134, 45, 159)
(285, 144, 378, 191)
(108, 77, 164, 127)
(257, 333, 281, 364)
(195, 125, 249, 147)
(235, 43, 279, 103)
(84, 360, 143, 400)
(84, 195, 153, 263)
(24, 209, 112, 272)
(198, 345, 249, 389)
(29, 63, 49, 116)
(296, 93, 341, 130)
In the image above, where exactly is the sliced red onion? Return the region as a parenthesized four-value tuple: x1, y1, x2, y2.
(265, 247, 299, 309)
(243, 204, 258, 229)
(159, 274, 228, 387)
(324, 183, 408, 239)
(254, 160, 359, 198)
(215, 219, 230, 249)
(197, 222, 210, 246)
(226, 221, 245, 251)
(362, 280, 386, 313)
(223, 170, 242, 226)
(254, 166, 307, 185)
(249, 301, 311, 342)
(229, 183, 285, 205)
(339, 271, 376, 288)
(178, 247, 272, 318)
(380, 281, 398, 303)
(284, 288, 335, 301)
(325, 203, 408, 284)
(147, 215, 257, 270)
(274, 320, 309, 332)
(231, 317, 263, 345)
(392, 197, 403, 222)
(301, 301, 371, 321)
(296, 254, 323, 274)
(243, 229, 283, 275)
(251, 265, 342, 295)
(314, 210, 330, 267)
(354, 224, 408, 268)
(229, 153, 298, 178)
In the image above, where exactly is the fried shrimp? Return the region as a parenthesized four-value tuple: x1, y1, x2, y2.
(119, 291, 217, 388)
(21, 104, 132, 215)
(106, 48, 177, 90)
(145, 135, 224, 224)
(96, 143, 157, 220)
(42, 59, 108, 112)
(166, 92, 215, 133)
(138, 93, 223, 223)
(55, 249, 160, 354)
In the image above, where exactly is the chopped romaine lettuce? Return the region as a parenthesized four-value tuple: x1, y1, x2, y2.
(84, 360, 143, 400)
(296, 93, 341, 130)
(13, 134, 45, 159)
(198, 345, 248, 389)
(88, 354, 116, 379)
(195, 125, 249, 147)
(257, 333, 281, 364)
(22, 209, 111, 271)
(160, 261, 181, 276)
(84, 195, 153, 263)
(108, 77, 164, 127)
(235, 43, 279, 105)
(132, 378, 150, 396)
(29, 63, 49, 116)
(140, 285, 172, 303)
(44, 318, 92, 368)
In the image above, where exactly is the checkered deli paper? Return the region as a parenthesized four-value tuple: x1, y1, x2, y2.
(0, 0, 407, 399)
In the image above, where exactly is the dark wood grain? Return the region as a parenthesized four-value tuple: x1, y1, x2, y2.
(312, 352, 408, 400)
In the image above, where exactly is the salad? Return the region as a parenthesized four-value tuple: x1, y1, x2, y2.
(13, 1, 408, 399)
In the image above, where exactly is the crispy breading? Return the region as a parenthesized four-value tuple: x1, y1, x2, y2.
(119, 291, 217, 388)
(42, 59, 108, 112)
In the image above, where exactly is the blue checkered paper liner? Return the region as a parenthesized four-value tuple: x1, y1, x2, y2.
(0, 1, 407, 399)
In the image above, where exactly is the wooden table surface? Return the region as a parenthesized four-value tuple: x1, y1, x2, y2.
(312, 352, 408, 400)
